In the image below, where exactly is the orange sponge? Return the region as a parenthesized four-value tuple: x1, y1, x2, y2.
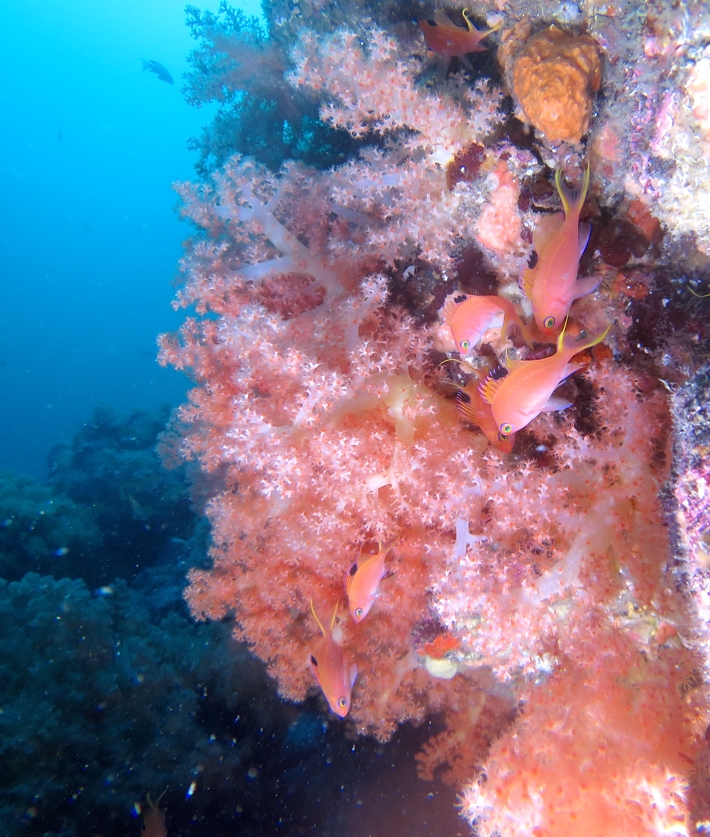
(500, 22, 601, 143)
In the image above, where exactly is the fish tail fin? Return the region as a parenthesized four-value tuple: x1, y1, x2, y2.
(310, 599, 327, 637)
(462, 8, 501, 37)
(463, 9, 502, 34)
(562, 323, 612, 355)
(555, 164, 590, 217)
(556, 316, 569, 353)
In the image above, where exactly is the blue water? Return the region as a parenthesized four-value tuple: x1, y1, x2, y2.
(0, 0, 261, 479)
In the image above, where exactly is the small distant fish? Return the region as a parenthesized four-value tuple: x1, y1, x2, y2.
(479, 323, 611, 435)
(141, 59, 174, 85)
(520, 166, 599, 337)
(140, 790, 167, 837)
(308, 601, 357, 717)
(456, 368, 516, 453)
(346, 540, 395, 622)
(442, 293, 532, 356)
(419, 9, 499, 67)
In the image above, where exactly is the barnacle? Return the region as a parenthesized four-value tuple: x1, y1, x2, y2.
(500, 21, 601, 144)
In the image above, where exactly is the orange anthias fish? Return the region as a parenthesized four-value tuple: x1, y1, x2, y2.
(346, 540, 395, 622)
(309, 601, 357, 717)
(442, 293, 533, 356)
(419, 9, 499, 57)
(455, 369, 516, 453)
(520, 166, 600, 337)
(479, 323, 611, 435)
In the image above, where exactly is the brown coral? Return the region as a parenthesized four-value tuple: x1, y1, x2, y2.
(500, 22, 601, 144)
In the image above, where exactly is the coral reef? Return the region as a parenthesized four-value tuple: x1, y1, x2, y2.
(162, 2, 710, 835)
(0, 571, 261, 836)
(499, 21, 601, 144)
(47, 406, 195, 586)
(0, 470, 102, 581)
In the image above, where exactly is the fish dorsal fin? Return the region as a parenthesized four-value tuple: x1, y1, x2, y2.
(455, 390, 481, 426)
(503, 353, 524, 372)
(533, 212, 565, 252)
(520, 268, 535, 300)
(432, 9, 453, 26)
(345, 560, 358, 595)
(478, 372, 504, 405)
(442, 294, 468, 325)
(578, 221, 592, 257)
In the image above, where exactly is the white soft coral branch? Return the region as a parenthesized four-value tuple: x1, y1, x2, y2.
(288, 28, 503, 162)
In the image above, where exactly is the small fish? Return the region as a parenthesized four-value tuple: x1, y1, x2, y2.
(309, 601, 357, 717)
(442, 293, 532, 356)
(141, 59, 174, 85)
(520, 166, 599, 336)
(346, 540, 395, 622)
(419, 9, 499, 58)
(456, 369, 516, 452)
(141, 790, 167, 837)
(479, 323, 611, 435)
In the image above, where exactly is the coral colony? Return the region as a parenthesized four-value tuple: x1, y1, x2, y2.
(160, 5, 710, 836)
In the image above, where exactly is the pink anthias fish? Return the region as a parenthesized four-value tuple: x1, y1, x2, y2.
(419, 9, 499, 58)
(455, 369, 516, 453)
(346, 540, 395, 622)
(520, 166, 600, 337)
(479, 323, 611, 435)
(308, 600, 357, 717)
(442, 293, 533, 356)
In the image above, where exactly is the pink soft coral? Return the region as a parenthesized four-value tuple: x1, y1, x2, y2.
(161, 23, 710, 836)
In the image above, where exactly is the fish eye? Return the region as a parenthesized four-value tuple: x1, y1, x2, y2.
(500, 422, 514, 435)
(497, 431, 509, 442)
(543, 316, 556, 330)
(337, 696, 348, 709)
(460, 340, 470, 351)
(355, 607, 363, 619)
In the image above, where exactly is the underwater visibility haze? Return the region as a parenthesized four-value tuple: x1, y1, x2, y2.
(4, 0, 710, 835)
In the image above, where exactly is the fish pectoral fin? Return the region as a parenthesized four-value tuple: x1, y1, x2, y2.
(572, 274, 601, 300)
(542, 395, 573, 412)
(519, 269, 534, 300)
(578, 221, 592, 257)
(349, 664, 358, 688)
(532, 212, 565, 252)
(478, 373, 503, 405)
(505, 317, 534, 348)
(505, 317, 532, 349)
(560, 359, 588, 380)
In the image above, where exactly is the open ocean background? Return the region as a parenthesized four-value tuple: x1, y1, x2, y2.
(1, 0, 261, 479)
